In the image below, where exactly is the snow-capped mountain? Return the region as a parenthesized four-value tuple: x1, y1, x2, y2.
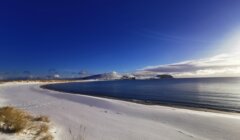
(81, 71, 122, 80)
(81, 71, 173, 80)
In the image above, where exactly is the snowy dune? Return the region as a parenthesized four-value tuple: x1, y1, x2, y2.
(0, 82, 240, 140)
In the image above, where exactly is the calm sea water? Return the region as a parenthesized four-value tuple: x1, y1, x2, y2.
(43, 77, 240, 112)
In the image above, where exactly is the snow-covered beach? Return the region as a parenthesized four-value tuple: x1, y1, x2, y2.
(0, 82, 240, 140)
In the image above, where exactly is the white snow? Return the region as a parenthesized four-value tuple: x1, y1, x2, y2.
(100, 71, 122, 80)
(0, 82, 240, 140)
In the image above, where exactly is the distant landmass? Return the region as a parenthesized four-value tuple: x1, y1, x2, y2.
(0, 71, 173, 81)
(80, 71, 122, 80)
(79, 72, 173, 80)
(156, 74, 174, 79)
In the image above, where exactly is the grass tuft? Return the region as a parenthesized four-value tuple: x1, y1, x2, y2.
(0, 106, 28, 133)
(0, 106, 53, 139)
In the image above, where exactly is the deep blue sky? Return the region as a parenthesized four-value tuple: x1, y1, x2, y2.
(1, 0, 240, 77)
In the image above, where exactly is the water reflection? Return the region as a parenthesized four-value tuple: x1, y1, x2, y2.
(43, 77, 240, 112)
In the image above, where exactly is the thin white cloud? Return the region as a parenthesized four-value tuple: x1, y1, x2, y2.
(139, 53, 240, 78)
(138, 29, 214, 44)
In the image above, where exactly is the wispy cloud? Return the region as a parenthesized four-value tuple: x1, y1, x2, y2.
(139, 53, 240, 78)
(137, 29, 215, 44)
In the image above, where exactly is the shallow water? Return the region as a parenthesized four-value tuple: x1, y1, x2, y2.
(43, 77, 240, 112)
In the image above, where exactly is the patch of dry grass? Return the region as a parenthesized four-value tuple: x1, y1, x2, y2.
(39, 134, 53, 140)
(0, 106, 28, 133)
(0, 106, 53, 140)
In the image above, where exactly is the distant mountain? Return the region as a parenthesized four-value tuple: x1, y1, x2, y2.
(121, 74, 136, 80)
(131, 73, 174, 80)
(156, 74, 174, 79)
(80, 72, 173, 80)
(81, 71, 122, 80)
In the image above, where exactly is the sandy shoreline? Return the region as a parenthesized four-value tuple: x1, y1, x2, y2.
(1, 82, 240, 140)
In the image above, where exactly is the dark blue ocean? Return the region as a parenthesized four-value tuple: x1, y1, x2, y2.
(43, 77, 240, 112)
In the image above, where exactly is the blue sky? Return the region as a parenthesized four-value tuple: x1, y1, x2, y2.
(1, 0, 240, 78)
